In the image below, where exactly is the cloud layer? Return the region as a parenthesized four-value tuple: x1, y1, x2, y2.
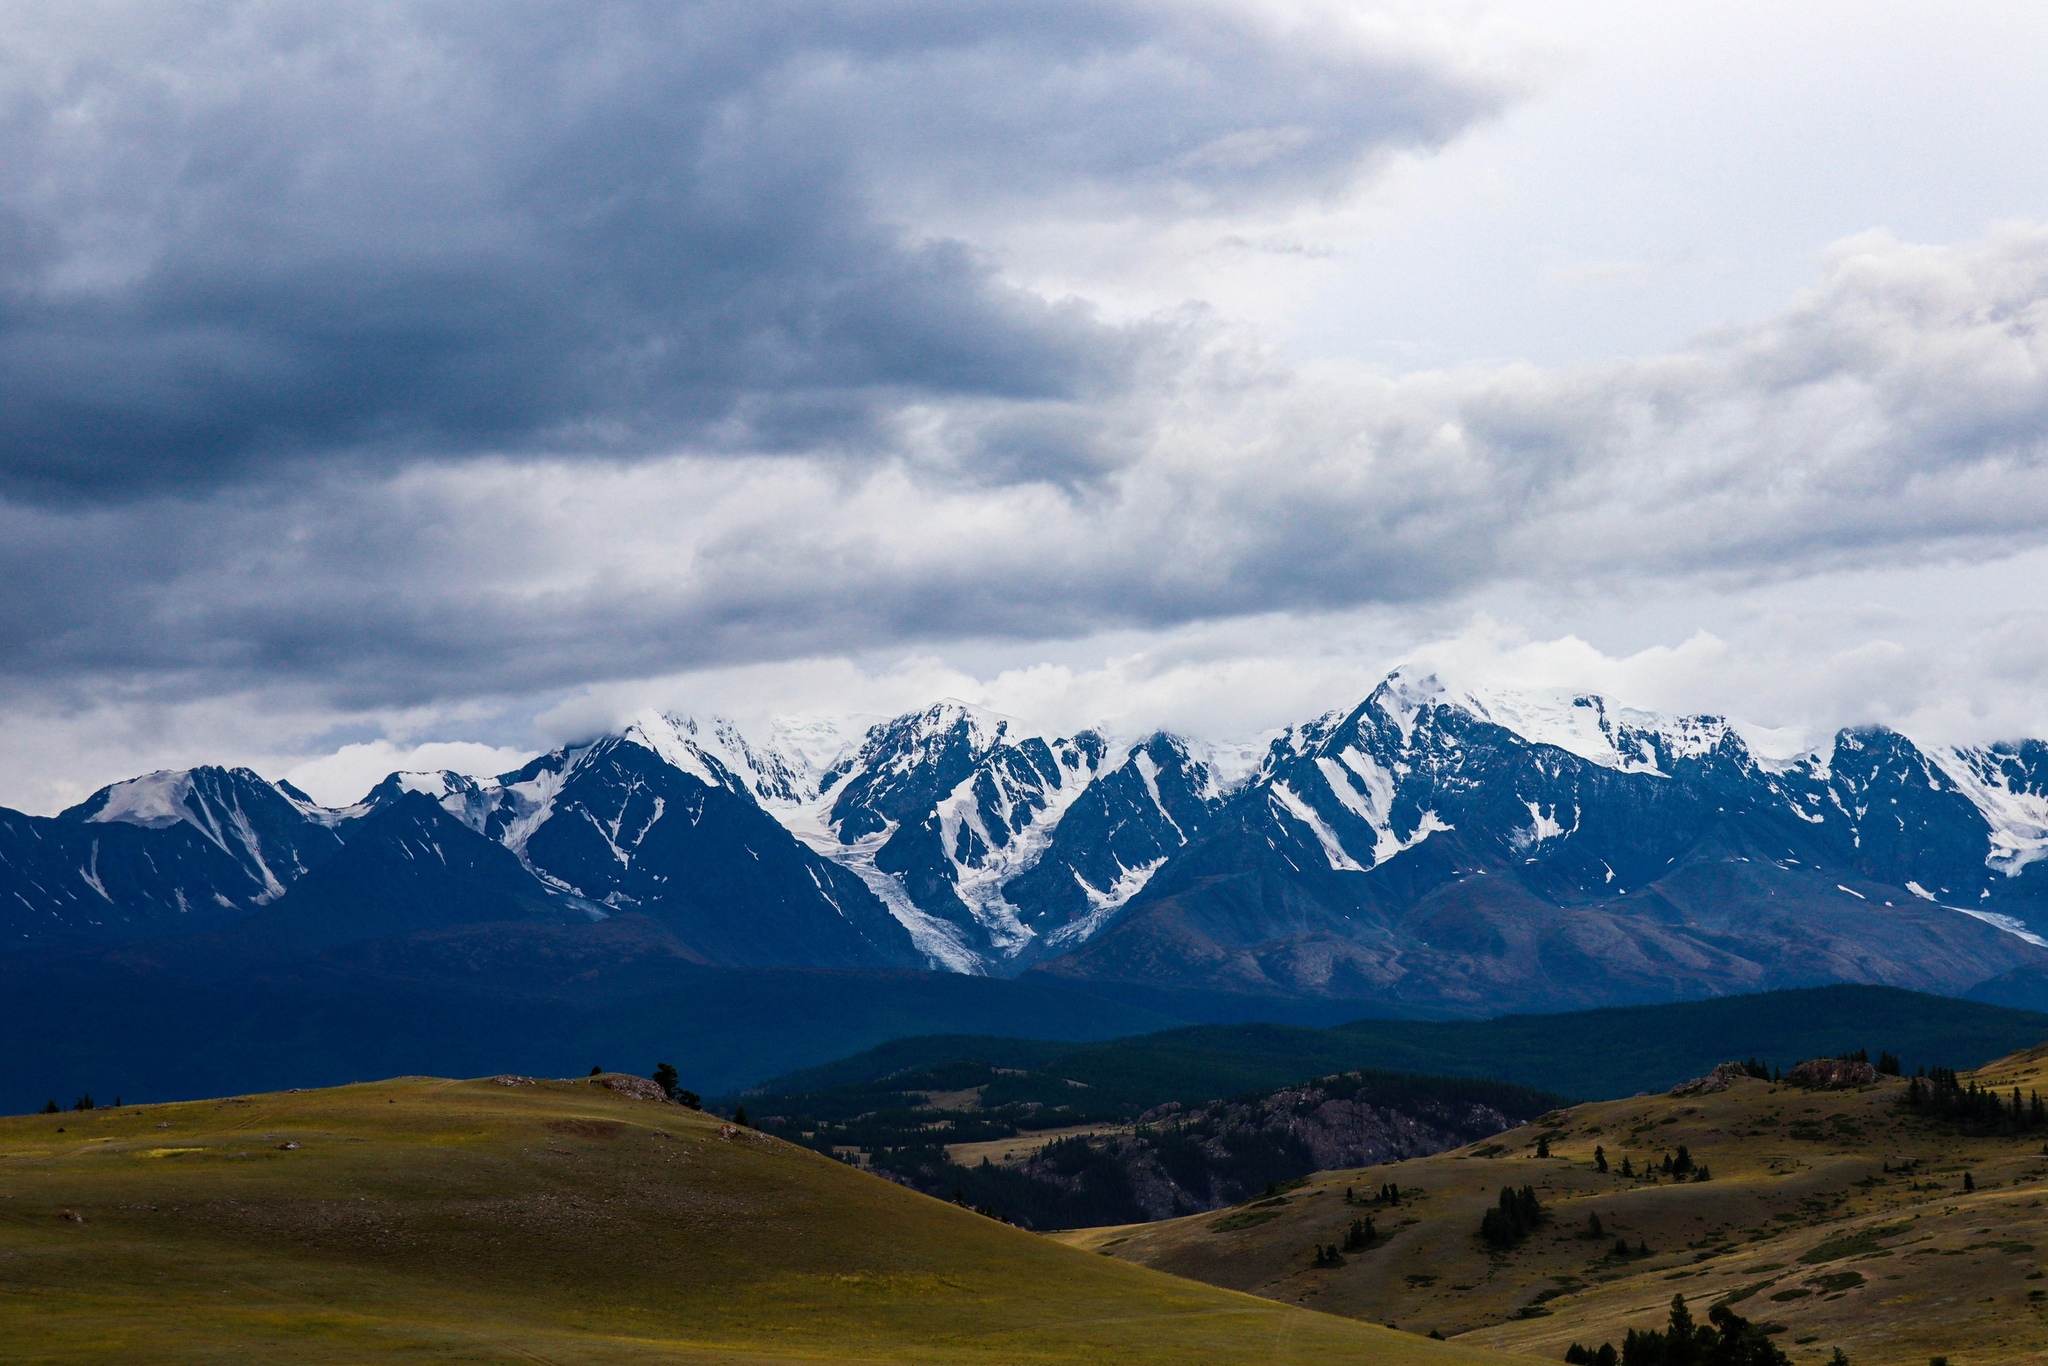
(2, 4, 2047, 810)
(6, 224, 2046, 705)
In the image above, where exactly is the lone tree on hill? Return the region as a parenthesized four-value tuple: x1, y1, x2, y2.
(652, 1062, 680, 1100)
(41, 1099, 58, 1114)
(1595, 1144, 1608, 1172)
(1479, 1184, 1545, 1249)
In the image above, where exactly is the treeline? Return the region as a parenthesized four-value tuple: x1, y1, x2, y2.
(1901, 1066, 2047, 1135)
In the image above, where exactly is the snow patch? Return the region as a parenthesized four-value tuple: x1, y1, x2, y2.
(1270, 780, 1366, 872)
(84, 771, 196, 830)
(1945, 904, 2048, 949)
(1051, 856, 1167, 950)
(1928, 744, 2048, 878)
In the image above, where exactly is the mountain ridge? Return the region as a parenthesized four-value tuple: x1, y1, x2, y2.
(8, 668, 2048, 1019)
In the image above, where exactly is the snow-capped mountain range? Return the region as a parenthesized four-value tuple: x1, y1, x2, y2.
(7, 669, 2048, 1013)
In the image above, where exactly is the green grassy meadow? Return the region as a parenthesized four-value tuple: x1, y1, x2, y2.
(0, 1074, 1528, 1364)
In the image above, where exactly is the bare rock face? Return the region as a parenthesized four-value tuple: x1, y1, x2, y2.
(1785, 1057, 1879, 1089)
(590, 1073, 670, 1103)
(1007, 1071, 1528, 1223)
(1670, 1062, 1751, 1096)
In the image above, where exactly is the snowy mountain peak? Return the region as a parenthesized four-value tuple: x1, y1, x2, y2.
(651, 713, 839, 808)
(72, 767, 210, 829)
(60, 765, 345, 904)
(1358, 667, 1741, 776)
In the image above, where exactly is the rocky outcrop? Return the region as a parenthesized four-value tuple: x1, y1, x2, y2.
(1670, 1062, 1752, 1096)
(591, 1073, 671, 1103)
(1785, 1057, 1879, 1089)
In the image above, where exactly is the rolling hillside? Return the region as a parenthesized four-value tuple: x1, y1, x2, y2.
(1064, 1043, 2048, 1365)
(0, 1072, 1532, 1365)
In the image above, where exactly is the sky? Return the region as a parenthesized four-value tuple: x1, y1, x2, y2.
(3, 0, 2048, 811)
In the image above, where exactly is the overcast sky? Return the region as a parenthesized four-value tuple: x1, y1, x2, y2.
(4, 0, 2048, 811)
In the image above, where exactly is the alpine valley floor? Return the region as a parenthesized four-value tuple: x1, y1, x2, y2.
(1056, 1043, 2048, 1365)
(0, 1074, 1529, 1366)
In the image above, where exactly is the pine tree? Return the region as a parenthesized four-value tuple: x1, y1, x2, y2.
(1594, 1144, 1608, 1173)
(1536, 1134, 1551, 1158)
(589, 1064, 603, 1076)
(652, 1062, 680, 1100)
(41, 1099, 58, 1114)
(72, 1093, 94, 1112)
(1963, 1171, 1974, 1192)
(1587, 1211, 1605, 1239)
(733, 1103, 749, 1127)
(1620, 1155, 1635, 1178)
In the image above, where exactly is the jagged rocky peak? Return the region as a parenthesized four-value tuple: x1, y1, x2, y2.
(820, 700, 1034, 840)
(357, 769, 486, 808)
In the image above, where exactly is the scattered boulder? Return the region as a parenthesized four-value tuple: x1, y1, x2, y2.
(1670, 1062, 1750, 1097)
(1785, 1057, 1879, 1090)
(59, 1209, 83, 1223)
(591, 1073, 669, 1103)
(490, 1075, 537, 1087)
(277, 1141, 301, 1151)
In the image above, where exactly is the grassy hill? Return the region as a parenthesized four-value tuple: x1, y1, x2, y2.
(758, 985, 2048, 1105)
(1061, 1043, 2048, 1365)
(0, 1072, 1534, 1365)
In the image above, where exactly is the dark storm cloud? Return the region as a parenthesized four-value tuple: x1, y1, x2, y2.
(0, 1, 1502, 502)
(7, 224, 2044, 717)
